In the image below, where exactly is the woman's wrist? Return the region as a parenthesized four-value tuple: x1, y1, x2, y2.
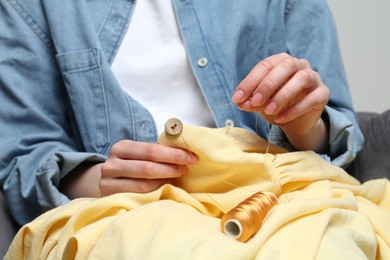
(283, 118, 329, 153)
(59, 162, 103, 199)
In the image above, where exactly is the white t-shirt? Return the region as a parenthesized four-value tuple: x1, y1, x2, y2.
(111, 0, 215, 134)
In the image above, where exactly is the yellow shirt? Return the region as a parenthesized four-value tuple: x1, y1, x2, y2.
(6, 125, 390, 259)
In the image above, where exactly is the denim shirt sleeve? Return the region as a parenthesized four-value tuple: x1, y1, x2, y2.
(269, 0, 364, 167)
(0, 0, 158, 225)
(0, 0, 107, 225)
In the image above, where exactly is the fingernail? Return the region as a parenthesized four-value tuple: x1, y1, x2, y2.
(265, 101, 277, 115)
(187, 154, 198, 164)
(250, 92, 263, 106)
(232, 90, 244, 103)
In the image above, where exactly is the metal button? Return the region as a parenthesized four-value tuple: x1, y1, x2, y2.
(165, 118, 183, 136)
(197, 57, 208, 68)
(225, 119, 234, 128)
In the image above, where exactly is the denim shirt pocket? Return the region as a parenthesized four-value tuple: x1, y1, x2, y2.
(56, 48, 110, 154)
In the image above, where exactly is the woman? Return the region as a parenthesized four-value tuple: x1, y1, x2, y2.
(0, 0, 363, 227)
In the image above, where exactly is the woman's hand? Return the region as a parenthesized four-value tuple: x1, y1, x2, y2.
(99, 140, 198, 196)
(232, 53, 330, 152)
(60, 140, 198, 199)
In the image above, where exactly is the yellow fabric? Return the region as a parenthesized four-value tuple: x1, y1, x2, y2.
(5, 125, 390, 259)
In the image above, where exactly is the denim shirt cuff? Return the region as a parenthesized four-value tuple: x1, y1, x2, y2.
(6, 151, 106, 225)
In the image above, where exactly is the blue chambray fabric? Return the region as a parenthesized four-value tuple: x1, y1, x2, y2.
(0, 0, 363, 224)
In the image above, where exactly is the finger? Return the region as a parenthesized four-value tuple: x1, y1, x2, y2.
(232, 53, 290, 104)
(274, 85, 330, 124)
(236, 99, 258, 112)
(264, 68, 320, 115)
(110, 140, 198, 165)
(251, 57, 311, 107)
(99, 177, 172, 195)
(102, 157, 189, 179)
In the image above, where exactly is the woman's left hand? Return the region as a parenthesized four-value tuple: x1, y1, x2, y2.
(232, 52, 330, 138)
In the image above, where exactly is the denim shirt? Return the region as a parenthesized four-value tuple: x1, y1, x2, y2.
(0, 0, 363, 225)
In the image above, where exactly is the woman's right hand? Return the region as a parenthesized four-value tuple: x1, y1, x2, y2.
(99, 140, 198, 196)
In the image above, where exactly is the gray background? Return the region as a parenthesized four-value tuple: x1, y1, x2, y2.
(328, 0, 390, 113)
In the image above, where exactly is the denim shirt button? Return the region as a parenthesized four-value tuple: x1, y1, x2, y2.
(225, 119, 234, 128)
(197, 57, 208, 68)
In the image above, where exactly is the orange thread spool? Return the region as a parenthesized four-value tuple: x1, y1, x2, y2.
(220, 191, 278, 242)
